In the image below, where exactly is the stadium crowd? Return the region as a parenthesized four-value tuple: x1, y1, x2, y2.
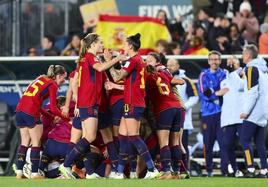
(23, 1, 268, 56)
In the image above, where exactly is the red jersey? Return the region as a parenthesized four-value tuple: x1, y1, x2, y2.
(99, 74, 109, 113)
(48, 120, 71, 143)
(69, 70, 77, 80)
(16, 75, 63, 118)
(41, 105, 54, 146)
(147, 70, 182, 114)
(122, 54, 146, 107)
(106, 72, 124, 106)
(77, 52, 103, 108)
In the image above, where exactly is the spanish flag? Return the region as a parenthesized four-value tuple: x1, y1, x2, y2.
(96, 15, 171, 54)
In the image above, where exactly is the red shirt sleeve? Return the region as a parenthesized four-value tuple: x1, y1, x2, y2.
(69, 70, 76, 79)
(85, 52, 98, 67)
(48, 84, 69, 120)
(122, 59, 136, 74)
(40, 108, 54, 120)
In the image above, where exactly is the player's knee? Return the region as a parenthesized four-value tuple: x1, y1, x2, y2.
(84, 133, 96, 143)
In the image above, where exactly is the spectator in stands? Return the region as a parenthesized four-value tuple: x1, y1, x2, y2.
(214, 32, 231, 54)
(27, 47, 37, 56)
(156, 9, 185, 42)
(195, 24, 207, 41)
(182, 24, 207, 54)
(207, 13, 230, 52)
(61, 34, 81, 56)
(197, 50, 228, 177)
(41, 35, 59, 56)
(194, 8, 213, 32)
(183, 36, 209, 55)
(232, 1, 259, 43)
(208, 0, 243, 18)
(228, 23, 245, 54)
(259, 23, 268, 54)
(169, 42, 181, 55)
(155, 39, 172, 55)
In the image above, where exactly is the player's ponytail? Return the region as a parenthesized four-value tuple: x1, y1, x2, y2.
(77, 33, 99, 63)
(47, 65, 66, 79)
(127, 33, 141, 51)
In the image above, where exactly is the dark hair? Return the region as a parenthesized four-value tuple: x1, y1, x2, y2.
(126, 33, 141, 52)
(56, 96, 66, 108)
(155, 39, 173, 55)
(156, 9, 169, 25)
(47, 65, 66, 79)
(244, 44, 258, 59)
(148, 52, 161, 63)
(159, 53, 167, 66)
(169, 42, 180, 50)
(77, 33, 99, 62)
(27, 47, 37, 55)
(208, 50, 222, 58)
(148, 52, 167, 66)
(44, 35, 55, 46)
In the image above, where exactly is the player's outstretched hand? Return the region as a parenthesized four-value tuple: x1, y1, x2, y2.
(61, 105, 69, 118)
(216, 88, 229, 96)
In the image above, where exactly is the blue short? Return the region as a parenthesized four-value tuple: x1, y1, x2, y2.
(123, 104, 144, 121)
(79, 105, 98, 121)
(43, 139, 69, 158)
(72, 117, 82, 130)
(16, 111, 41, 128)
(111, 99, 124, 126)
(98, 112, 112, 130)
(155, 108, 182, 132)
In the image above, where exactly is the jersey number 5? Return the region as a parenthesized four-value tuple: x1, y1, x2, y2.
(24, 80, 44, 97)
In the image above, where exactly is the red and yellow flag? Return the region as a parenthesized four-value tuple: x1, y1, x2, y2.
(96, 15, 171, 54)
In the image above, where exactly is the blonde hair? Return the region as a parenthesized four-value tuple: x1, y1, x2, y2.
(77, 33, 99, 63)
(47, 65, 66, 78)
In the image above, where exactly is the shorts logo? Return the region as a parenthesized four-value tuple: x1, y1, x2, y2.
(93, 109, 98, 116)
(202, 123, 207, 130)
(124, 104, 129, 115)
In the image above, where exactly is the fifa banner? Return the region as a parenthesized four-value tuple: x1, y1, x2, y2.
(79, 0, 119, 26)
(96, 15, 171, 54)
(0, 81, 68, 112)
(115, 0, 193, 29)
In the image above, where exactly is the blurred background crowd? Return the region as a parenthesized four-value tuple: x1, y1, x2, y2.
(0, 0, 268, 57)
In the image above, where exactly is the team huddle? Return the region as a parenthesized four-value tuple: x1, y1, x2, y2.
(13, 32, 268, 179)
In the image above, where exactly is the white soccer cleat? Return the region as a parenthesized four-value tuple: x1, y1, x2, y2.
(85, 173, 102, 179)
(129, 171, 138, 179)
(235, 170, 244, 178)
(108, 171, 118, 179)
(22, 163, 32, 179)
(109, 172, 124, 179)
(59, 164, 76, 179)
(144, 169, 161, 179)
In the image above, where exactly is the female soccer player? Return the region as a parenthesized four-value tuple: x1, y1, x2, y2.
(61, 69, 83, 153)
(59, 33, 123, 179)
(109, 33, 160, 179)
(15, 65, 67, 179)
(146, 52, 185, 179)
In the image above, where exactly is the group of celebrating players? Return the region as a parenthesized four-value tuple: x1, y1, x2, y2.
(14, 32, 193, 180)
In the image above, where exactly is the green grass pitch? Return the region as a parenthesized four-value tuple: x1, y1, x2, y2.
(1, 177, 268, 187)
